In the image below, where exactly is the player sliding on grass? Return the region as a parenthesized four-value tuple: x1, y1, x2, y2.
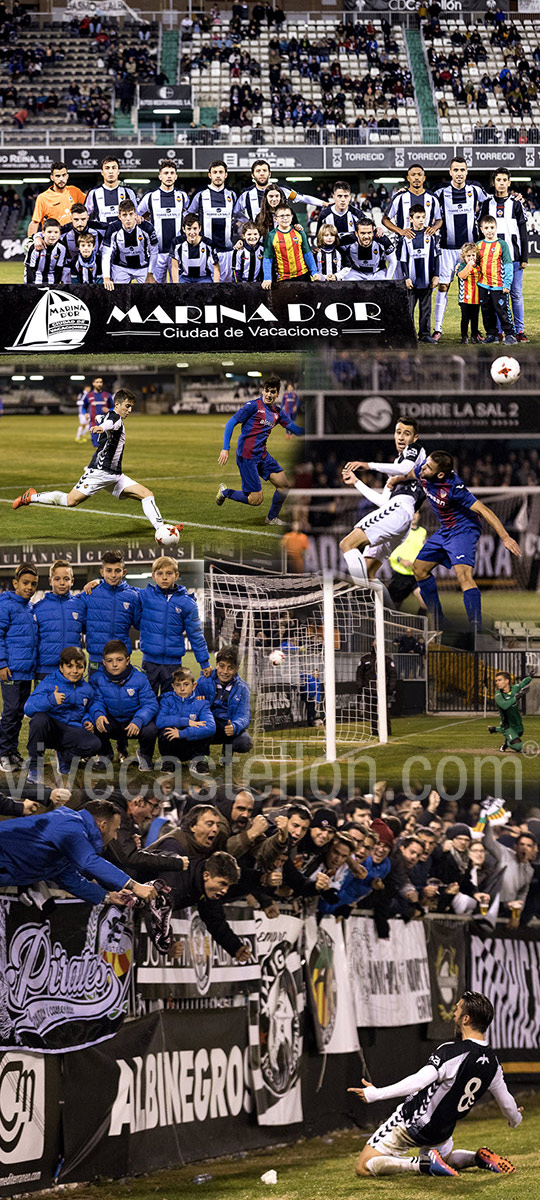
(13, 389, 180, 538)
(409, 451, 520, 632)
(489, 670, 532, 753)
(339, 416, 426, 583)
(350, 990, 522, 1179)
(215, 375, 304, 526)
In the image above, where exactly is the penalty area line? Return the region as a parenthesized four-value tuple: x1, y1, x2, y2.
(0, 498, 280, 539)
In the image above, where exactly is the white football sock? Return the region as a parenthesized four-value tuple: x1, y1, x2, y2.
(367, 1156, 420, 1175)
(447, 1150, 476, 1170)
(142, 495, 163, 529)
(343, 547, 368, 582)
(31, 491, 68, 506)
(434, 289, 448, 332)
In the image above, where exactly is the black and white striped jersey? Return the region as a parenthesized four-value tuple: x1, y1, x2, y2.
(234, 182, 320, 229)
(316, 246, 343, 277)
(188, 186, 237, 251)
(88, 411, 126, 474)
(478, 195, 529, 263)
(60, 218, 107, 265)
(316, 203, 363, 248)
(101, 220, 159, 276)
(385, 188, 441, 232)
(137, 186, 190, 253)
(232, 242, 264, 281)
(85, 183, 138, 224)
(171, 236, 218, 279)
(24, 241, 69, 284)
(342, 235, 393, 275)
(368, 442, 426, 511)
(399, 1039, 515, 1146)
(435, 183, 487, 250)
(73, 249, 100, 283)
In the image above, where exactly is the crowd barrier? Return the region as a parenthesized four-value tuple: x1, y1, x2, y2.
(0, 894, 538, 1194)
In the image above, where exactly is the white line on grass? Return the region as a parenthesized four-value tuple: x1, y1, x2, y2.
(389, 715, 487, 744)
(0, 498, 280, 538)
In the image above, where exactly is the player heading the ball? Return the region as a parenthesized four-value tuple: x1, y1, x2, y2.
(12, 389, 179, 538)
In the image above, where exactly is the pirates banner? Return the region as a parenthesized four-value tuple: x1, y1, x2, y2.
(346, 917, 432, 1027)
(304, 916, 360, 1054)
(0, 898, 133, 1052)
(135, 905, 259, 999)
(248, 912, 305, 1126)
(0, 282, 417, 354)
(425, 918, 466, 1042)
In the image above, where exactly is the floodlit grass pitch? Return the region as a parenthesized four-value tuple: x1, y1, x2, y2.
(1, 259, 539, 343)
(45, 1094, 540, 1200)
(0, 413, 299, 549)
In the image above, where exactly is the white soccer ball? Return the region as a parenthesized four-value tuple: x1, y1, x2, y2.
(268, 649, 286, 666)
(155, 523, 181, 548)
(490, 356, 521, 386)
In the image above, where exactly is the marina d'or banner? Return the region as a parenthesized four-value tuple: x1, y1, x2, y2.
(0, 281, 417, 354)
(0, 898, 133, 1053)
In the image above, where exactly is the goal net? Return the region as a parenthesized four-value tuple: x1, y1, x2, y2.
(205, 571, 424, 762)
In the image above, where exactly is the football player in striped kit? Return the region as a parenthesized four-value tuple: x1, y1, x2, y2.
(433, 158, 487, 340)
(350, 991, 522, 1178)
(188, 160, 237, 282)
(339, 417, 426, 583)
(232, 222, 264, 282)
(23, 218, 70, 284)
(340, 218, 396, 281)
(401, 206, 440, 343)
(216, 376, 304, 525)
(170, 214, 220, 283)
(233, 158, 320, 232)
(13, 390, 172, 536)
(137, 160, 189, 283)
(85, 156, 138, 225)
(102, 199, 159, 289)
(478, 168, 529, 341)
(382, 163, 442, 277)
(315, 180, 365, 251)
(60, 203, 107, 280)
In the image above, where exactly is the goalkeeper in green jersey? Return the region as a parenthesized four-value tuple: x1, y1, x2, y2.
(488, 671, 532, 752)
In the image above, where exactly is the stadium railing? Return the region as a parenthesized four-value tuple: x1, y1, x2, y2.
(0, 126, 442, 147)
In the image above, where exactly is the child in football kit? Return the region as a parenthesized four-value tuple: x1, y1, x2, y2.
(90, 640, 159, 771)
(154, 666, 216, 769)
(0, 563, 39, 772)
(315, 223, 343, 281)
(457, 242, 482, 344)
(102, 199, 158, 289)
(170, 214, 220, 283)
(489, 671, 532, 753)
(232, 221, 264, 282)
(24, 218, 70, 284)
(73, 230, 102, 283)
(25, 646, 101, 782)
(476, 214, 516, 344)
(402, 205, 440, 344)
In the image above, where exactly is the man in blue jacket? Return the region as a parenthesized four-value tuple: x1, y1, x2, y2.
(33, 559, 86, 679)
(155, 666, 216, 772)
(139, 557, 212, 696)
(25, 646, 101, 782)
(196, 646, 252, 764)
(0, 798, 156, 906)
(0, 562, 39, 773)
(90, 640, 159, 771)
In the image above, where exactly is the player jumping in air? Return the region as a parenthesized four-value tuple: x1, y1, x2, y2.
(410, 451, 521, 631)
(215, 376, 304, 526)
(350, 990, 522, 1178)
(489, 671, 532, 753)
(339, 417, 426, 583)
(13, 389, 180, 537)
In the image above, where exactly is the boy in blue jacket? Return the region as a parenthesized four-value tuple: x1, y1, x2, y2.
(196, 646, 252, 764)
(90, 639, 159, 771)
(84, 549, 142, 675)
(140, 557, 212, 696)
(34, 559, 86, 680)
(25, 646, 101, 782)
(0, 562, 39, 773)
(155, 666, 216, 771)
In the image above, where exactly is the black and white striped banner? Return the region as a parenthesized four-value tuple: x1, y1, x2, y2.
(248, 913, 305, 1126)
(471, 930, 540, 1052)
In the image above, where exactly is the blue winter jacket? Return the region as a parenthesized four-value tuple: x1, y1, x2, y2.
(25, 668, 95, 726)
(85, 579, 142, 660)
(196, 670, 251, 734)
(0, 592, 38, 680)
(155, 691, 216, 740)
(33, 591, 87, 673)
(318, 855, 392, 914)
(140, 583, 210, 668)
(0, 807, 129, 904)
(90, 663, 158, 729)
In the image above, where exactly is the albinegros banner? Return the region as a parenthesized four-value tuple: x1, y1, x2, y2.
(346, 917, 432, 1027)
(0, 283, 417, 353)
(304, 916, 360, 1054)
(135, 905, 259, 999)
(249, 912, 305, 1126)
(470, 929, 540, 1052)
(0, 899, 133, 1052)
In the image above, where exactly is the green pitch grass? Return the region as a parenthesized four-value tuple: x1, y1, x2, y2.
(1, 260, 539, 343)
(47, 1093, 539, 1200)
(0, 413, 300, 553)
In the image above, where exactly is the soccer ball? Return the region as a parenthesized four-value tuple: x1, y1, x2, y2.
(155, 523, 181, 548)
(490, 356, 520, 386)
(269, 649, 286, 666)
